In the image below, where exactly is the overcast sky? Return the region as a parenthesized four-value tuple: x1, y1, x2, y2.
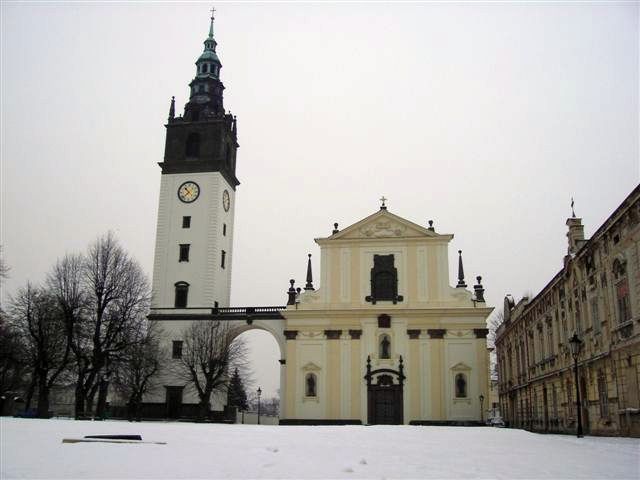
(1, 2, 638, 398)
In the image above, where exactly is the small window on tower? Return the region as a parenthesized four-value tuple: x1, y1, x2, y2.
(172, 341, 183, 359)
(223, 224, 227, 236)
(174, 282, 189, 308)
(182, 216, 191, 228)
(179, 244, 190, 262)
(221, 250, 226, 269)
(203, 64, 208, 73)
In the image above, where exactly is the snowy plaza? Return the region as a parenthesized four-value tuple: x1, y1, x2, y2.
(1, 418, 639, 479)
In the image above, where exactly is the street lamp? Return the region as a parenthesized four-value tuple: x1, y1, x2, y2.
(257, 387, 262, 425)
(479, 394, 485, 424)
(568, 333, 584, 438)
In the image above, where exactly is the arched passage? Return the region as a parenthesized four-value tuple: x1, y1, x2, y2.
(227, 320, 286, 422)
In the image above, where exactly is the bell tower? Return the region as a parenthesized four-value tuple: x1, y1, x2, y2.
(151, 11, 239, 313)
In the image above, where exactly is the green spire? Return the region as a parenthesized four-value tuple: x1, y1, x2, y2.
(208, 7, 215, 39)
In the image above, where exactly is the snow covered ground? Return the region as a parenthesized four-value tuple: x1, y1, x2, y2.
(1, 418, 638, 479)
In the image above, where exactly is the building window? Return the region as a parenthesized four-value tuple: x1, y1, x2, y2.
(455, 373, 467, 398)
(590, 297, 601, 333)
(174, 282, 189, 308)
(366, 254, 400, 303)
(547, 324, 554, 356)
(185, 132, 200, 157)
(223, 223, 227, 236)
(172, 340, 183, 359)
(574, 302, 582, 334)
(182, 216, 191, 228)
(221, 250, 226, 269)
(379, 334, 391, 359)
(613, 259, 631, 324)
(179, 244, 190, 262)
(305, 373, 317, 397)
(552, 383, 558, 419)
(597, 370, 609, 418)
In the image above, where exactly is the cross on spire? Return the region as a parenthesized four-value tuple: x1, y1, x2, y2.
(210, 6, 216, 19)
(380, 196, 387, 210)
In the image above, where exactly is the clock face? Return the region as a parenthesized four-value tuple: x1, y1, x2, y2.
(222, 189, 230, 212)
(178, 181, 200, 203)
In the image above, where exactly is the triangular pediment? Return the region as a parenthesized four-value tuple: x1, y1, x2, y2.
(302, 362, 322, 372)
(450, 362, 472, 371)
(322, 209, 441, 241)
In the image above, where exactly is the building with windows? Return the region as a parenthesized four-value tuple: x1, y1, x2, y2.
(144, 12, 493, 424)
(495, 185, 640, 436)
(278, 205, 494, 425)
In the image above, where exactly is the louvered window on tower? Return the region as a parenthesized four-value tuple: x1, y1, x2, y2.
(185, 133, 200, 157)
(179, 244, 190, 262)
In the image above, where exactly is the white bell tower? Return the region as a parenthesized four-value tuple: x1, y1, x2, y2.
(150, 12, 239, 315)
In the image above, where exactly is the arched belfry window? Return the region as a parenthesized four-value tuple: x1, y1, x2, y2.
(379, 334, 391, 359)
(174, 281, 189, 308)
(185, 133, 200, 157)
(455, 373, 467, 398)
(305, 373, 317, 397)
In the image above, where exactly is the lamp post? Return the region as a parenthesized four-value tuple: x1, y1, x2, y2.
(479, 394, 485, 424)
(257, 387, 262, 425)
(568, 333, 584, 438)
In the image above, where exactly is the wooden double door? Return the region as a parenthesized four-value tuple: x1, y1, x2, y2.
(367, 383, 403, 425)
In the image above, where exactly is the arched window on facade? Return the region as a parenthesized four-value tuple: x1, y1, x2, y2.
(305, 373, 317, 397)
(174, 281, 189, 308)
(185, 133, 200, 158)
(379, 334, 391, 359)
(455, 373, 467, 398)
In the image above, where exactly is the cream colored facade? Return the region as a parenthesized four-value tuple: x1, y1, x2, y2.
(280, 207, 493, 424)
(495, 185, 640, 437)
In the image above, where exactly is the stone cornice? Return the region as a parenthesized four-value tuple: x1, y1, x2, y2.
(283, 307, 494, 319)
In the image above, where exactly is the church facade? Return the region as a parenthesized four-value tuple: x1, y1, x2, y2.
(145, 13, 493, 424)
(279, 207, 493, 424)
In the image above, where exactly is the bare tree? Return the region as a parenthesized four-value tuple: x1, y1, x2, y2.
(174, 320, 248, 420)
(8, 284, 71, 417)
(0, 315, 27, 414)
(81, 232, 150, 418)
(46, 254, 89, 418)
(113, 321, 165, 421)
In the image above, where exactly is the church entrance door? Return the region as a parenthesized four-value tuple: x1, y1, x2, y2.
(364, 356, 406, 425)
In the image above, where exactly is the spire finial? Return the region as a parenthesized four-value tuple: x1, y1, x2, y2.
(168, 96, 175, 121)
(571, 197, 576, 218)
(380, 196, 387, 210)
(209, 6, 216, 38)
(456, 250, 467, 288)
(304, 254, 315, 291)
(474, 275, 485, 302)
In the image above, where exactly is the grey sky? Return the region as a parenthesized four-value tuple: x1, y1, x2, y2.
(1, 2, 638, 398)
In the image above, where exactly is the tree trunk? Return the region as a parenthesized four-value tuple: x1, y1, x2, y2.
(24, 375, 37, 412)
(74, 382, 85, 418)
(85, 380, 99, 415)
(199, 399, 210, 421)
(95, 379, 109, 419)
(36, 372, 50, 418)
